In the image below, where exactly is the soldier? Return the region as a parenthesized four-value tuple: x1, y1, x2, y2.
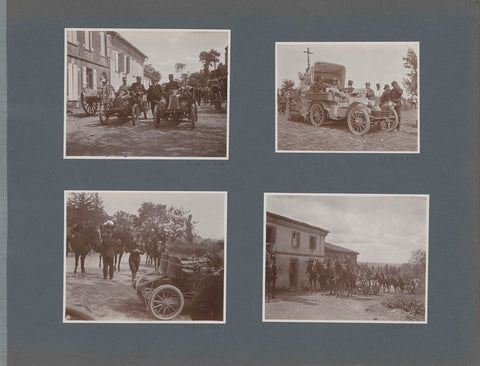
(130, 76, 146, 94)
(345, 80, 354, 94)
(375, 83, 382, 99)
(101, 230, 117, 280)
(365, 82, 375, 100)
(165, 74, 180, 109)
(380, 84, 391, 105)
(147, 78, 163, 116)
(117, 76, 129, 97)
(390, 80, 404, 131)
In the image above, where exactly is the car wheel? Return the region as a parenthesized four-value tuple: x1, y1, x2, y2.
(347, 106, 371, 135)
(149, 285, 184, 320)
(380, 108, 399, 132)
(99, 102, 109, 125)
(308, 103, 326, 127)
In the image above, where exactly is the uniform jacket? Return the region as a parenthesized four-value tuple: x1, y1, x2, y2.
(147, 84, 163, 101)
(389, 86, 403, 106)
(129, 82, 146, 94)
(101, 237, 117, 258)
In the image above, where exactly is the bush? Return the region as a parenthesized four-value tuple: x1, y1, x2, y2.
(382, 293, 425, 320)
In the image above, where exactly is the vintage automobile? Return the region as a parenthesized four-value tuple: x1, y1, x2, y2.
(98, 88, 148, 125)
(153, 87, 198, 129)
(299, 62, 398, 136)
(135, 253, 223, 321)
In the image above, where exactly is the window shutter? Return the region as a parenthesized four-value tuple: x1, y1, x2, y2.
(93, 69, 97, 90)
(73, 64, 78, 100)
(123, 54, 126, 73)
(100, 32, 105, 56)
(67, 63, 72, 99)
(82, 66, 87, 89)
(115, 52, 119, 72)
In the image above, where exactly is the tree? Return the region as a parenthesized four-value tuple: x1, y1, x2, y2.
(409, 249, 426, 278)
(281, 79, 295, 93)
(112, 211, 136, 229)
(66, 192, 107, 226)
(199, 49, 221, 76)
(209, 49, 221, 69)
(144, 64, 161, 81)
(175, 62, 186, 78)
(402, 48, 418, 97)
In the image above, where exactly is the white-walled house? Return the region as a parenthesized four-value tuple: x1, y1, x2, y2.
(266, 212, 329, 289)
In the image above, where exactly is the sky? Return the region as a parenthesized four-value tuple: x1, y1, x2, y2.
(118, 30, 229, 81)
(277, 42, 419, 93)
(266, 194, 428, 264)
(89, 191, 226, 239)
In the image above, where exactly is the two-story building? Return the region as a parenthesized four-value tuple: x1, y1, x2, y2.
(66, 30, 109, 108)
(66, 30, 149, 108)
(266, 211, 359, 289)
(107, 31, 148, 91)
(266, 212, 329, 289)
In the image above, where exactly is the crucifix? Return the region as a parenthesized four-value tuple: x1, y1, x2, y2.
(303, 47, 313, 72)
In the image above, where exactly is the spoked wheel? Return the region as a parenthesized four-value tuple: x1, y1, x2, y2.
(81, 93, 98, 115)
(190, 103, 197, 129)
(98, 101, 110, 125)
(149, 285, 184, 320)
(380, 108, 399, 132)
(308, 103, 326, 127)
(131, 104, 140, 126)
(347, 106, 371, 135)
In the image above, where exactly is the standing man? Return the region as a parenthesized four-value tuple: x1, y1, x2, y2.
(147, 78, 163, 116)
(390, 81, 404, 131)
(365, 82, 375, 100)
(345, 80, 354, 94)
(375, 83, 382, 99)
(117, 76, 129, 97)
(380, 84, 391, 105)
(101, 230, 117, 280)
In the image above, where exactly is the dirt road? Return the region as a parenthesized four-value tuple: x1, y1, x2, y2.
(65, 105, 227, 158)
(277, 108, 418, 152)
(65, 254, 192, 321)
(265, 290, 416, 322)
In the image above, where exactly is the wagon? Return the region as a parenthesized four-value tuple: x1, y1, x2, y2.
(134, 254, 223, 320)
(153, 88, 198, 129)
(357, 278, 380, 295)
(98, 89, 148, 126)
(299, 62, 398, 136)
(80, 85, 115, 116)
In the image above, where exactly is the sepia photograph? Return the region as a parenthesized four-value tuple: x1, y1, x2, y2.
(276, 42, 419, 153)
(64, 191, 226, 323)
(64, 29, 230, 159)
(263, 193, 428, 323)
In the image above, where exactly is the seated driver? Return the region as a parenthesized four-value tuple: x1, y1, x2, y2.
(165, 74, 180, 109)
(116, 76, 130, 97)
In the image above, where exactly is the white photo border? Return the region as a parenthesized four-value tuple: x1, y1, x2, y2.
(63, 28, 231, 160)
(275, 42, 420, 154)
(262, 192, 429, 324)
(63, 190, 228, 324)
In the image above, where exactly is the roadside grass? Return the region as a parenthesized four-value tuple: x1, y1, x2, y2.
(382, 293, 425, 321)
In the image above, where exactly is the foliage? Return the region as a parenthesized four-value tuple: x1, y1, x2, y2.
(382, 293, 425, 320)
(144, 64, 161, 81)
(199, 49, 221, 75)
(175, 62, 186, 78)
(402, 48, 418, 98)
(281, 79, 295, 93)
(66, 192, 108, 226)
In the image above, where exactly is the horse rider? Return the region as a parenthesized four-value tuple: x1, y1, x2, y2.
(117, 76, 130, 97)
(306, 260, 317, 294)
(147, 77, 163, 116)
(101, 230, 117, 280)
(390, 80, 404, 131)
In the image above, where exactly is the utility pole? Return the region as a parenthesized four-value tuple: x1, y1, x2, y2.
(303, 47, 313, 72)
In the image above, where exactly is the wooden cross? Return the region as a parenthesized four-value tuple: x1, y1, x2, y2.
(304, 47, 313, 72)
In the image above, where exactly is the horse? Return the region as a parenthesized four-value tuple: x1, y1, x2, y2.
(69, 224, 102, 275)
(333, 261, 345, 298)
(325, 261, 335, 295)
(316, 262, 327, 293)
(344, 265, 356, 297)
(265, 261, 277, 302)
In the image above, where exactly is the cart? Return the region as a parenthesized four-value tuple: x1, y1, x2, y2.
(153, 88, 198, 129)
